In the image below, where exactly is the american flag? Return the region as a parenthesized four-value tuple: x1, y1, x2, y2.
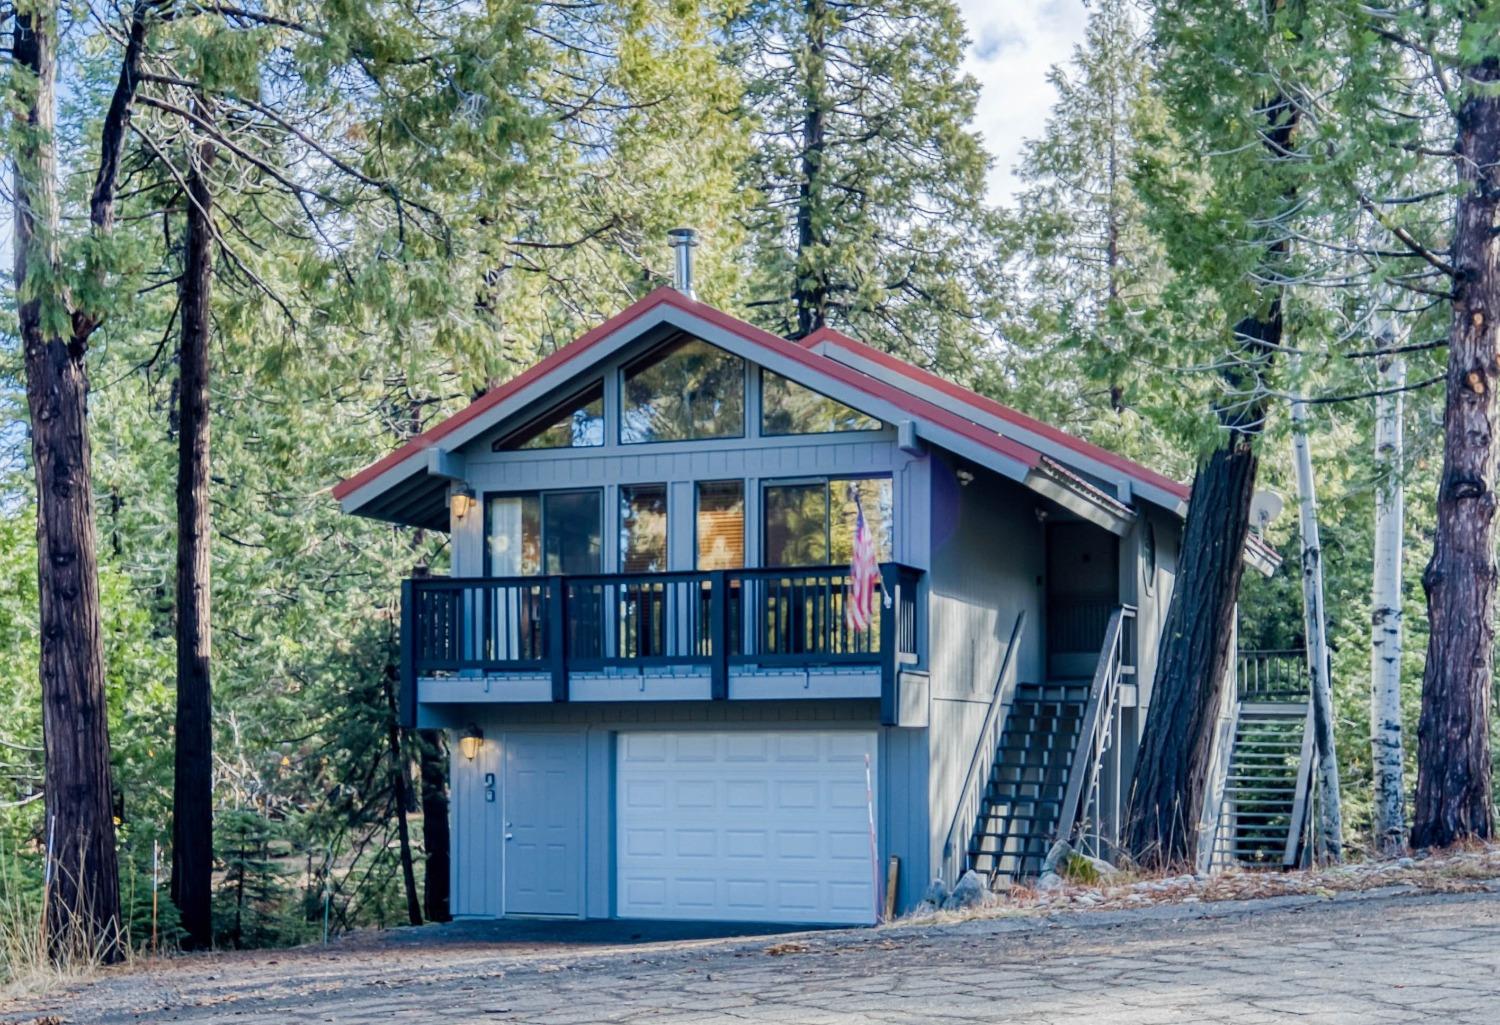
(847, 498, 880, 632)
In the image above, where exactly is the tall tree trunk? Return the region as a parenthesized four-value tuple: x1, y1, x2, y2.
(384, 663, 423, 927)
(1124, 435, 1258, 867)
(1289, 372, 1343, 861)
(171, 110, 216, 951)
(1124, 84, 1298, 869)
(793, 0, 829, 337)
(1370, 319, 1407, 855)
(11, 7, 123, 962)
(1413, 62, 1499, 849)
(418, 730, 451, 922)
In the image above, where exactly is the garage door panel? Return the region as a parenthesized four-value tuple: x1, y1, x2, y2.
(616, 729, 876, 925)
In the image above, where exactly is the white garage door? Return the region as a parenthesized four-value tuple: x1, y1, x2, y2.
(616, 730, 878, 925)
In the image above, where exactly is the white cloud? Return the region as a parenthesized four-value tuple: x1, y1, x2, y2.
(956, 0, 1090, 206)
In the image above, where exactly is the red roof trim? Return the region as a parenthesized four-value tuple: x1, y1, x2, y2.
(334, 290, 1079, 503)
(803, 327, 1190, 501)
(332, 288, 682, 501)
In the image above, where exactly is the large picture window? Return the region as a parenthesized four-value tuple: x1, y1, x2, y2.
(763, 477, 893, 568)
(620, 338, 744, 444)
(761, 369, 881, 436)
(486, 490, 602, 576)
(620, 484, 669, 573)
(695, 480, 745, 570)
(495, 382, 604, 451)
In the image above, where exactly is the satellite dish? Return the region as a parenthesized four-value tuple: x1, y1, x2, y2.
(1250, 489, 1285, 532)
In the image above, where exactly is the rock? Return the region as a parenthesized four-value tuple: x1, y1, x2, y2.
(1395, 857, 1415, 869)
(923, 878, 951, 906)
(1086, 855, 1119, 877)
(942, 869, 996, 911)
(1041, 839, 1072, 874)
(1035, 871, 1065, 893)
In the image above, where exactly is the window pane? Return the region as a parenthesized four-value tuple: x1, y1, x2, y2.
(487, 495, 541, 576)
(761, 370, 881, 435)
(496, 382, 604, 451)
(696, 481, 744, 570)
(763, 483, 828, 567)
(831, 478, 893, 564)
(620, 484, 669, 573)
(621, 338, 744, 443)
(543, 491, 602, 575)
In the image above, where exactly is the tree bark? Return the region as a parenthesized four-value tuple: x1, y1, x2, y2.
(384, 663, 423, 927)
(171, 108, 216, 951)
(1124, 436, 1258, 867)
(1413, 60, 1499, 849)
(418, 730, 451, 922)
(793, 0, 829, 337)
(1370, 319, 1407, 856)
(1289, 373, 1343, 862)
(11, 6, 124, 962)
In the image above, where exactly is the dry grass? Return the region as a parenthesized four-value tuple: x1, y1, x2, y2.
(894, 841, 1500, 928)
(0, 852, 131, 1001)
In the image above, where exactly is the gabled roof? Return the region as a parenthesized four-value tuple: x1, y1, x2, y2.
(334, 289, 1192, 525)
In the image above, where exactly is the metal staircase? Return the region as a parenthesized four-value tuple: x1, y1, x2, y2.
(944, 606, 1136, 888)
(1207, 651, 1317, 871)
(967, 681, 1088, 881)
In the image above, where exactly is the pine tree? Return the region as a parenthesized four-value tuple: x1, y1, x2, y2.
(732, 0, 1001, 371)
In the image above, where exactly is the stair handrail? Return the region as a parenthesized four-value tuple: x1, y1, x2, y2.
(1283, 700, 1319, 868)
(940, 610, 1027, 885)
(1196, 654, 1244, 874)
(1054, 605, 1135, 858)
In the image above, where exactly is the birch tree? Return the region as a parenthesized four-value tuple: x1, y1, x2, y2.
(1370, 318, 1407, 855)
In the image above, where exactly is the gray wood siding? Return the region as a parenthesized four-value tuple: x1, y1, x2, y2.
(923, 457, 1046, 881)
(443, 700, 932, 918)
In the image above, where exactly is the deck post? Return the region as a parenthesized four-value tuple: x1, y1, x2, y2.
(879, 565, 898, 725)
(399, 579, 417, 728)
(709, 570, 729, 700)
(548, 575, 568, 702)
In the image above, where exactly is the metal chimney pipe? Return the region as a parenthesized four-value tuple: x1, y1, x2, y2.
(668, 227, 698, 299)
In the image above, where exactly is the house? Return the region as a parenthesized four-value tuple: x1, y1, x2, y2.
(333, 246, 1272, 926)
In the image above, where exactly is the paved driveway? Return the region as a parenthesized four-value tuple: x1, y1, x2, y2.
(7, 890, 1499, 1024)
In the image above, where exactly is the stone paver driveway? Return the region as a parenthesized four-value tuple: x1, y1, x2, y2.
(6, 890, 1498, 1024)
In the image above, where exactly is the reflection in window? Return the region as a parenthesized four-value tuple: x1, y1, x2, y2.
(696, 480, 744, 570)
(486, 491, 602, 576)
(620, 484, 669, 573)
(762, 477, 892, 567)
(761, 370, 881, 435)
(621, 338, 744, 444)
(495, 382, 604, 450)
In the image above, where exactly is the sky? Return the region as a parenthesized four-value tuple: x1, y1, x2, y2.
(956, 0, 1091, 205)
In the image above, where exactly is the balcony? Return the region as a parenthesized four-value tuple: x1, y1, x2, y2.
(400, 564, 924, 721)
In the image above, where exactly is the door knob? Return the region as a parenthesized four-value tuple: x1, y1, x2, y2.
(505, 833, 514, 841)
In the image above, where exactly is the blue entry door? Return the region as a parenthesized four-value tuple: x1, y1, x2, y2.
(503, 731, 586, 916)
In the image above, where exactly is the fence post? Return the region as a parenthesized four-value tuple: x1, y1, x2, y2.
(548, 576, 568, 702)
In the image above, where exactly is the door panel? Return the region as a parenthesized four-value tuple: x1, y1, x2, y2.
(504, 732, 585, 916)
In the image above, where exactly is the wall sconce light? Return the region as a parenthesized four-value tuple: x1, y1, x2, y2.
(955, 469, 975, 487)
(459, 723, 484, 761)
(450, 484, 477, 521)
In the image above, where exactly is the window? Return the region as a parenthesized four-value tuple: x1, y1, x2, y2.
(696, 481, 744, 570)
(485, 490, 602, 576)
(621, 338, 744, 444)
(495, 382, 604, 451)
(620, 484, 669, 573)
(761, 369, 881, 436)
(763, 477, 892, 567)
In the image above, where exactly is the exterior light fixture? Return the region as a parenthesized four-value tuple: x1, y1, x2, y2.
(450, 484, 477, 521)
(955, 469, 975, 487)
(459, 724, 484, 761)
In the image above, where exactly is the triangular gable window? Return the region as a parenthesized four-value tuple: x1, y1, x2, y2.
(621, 337, 745, 444)
(494, 382, 605, 451)
(761, 369, 882, 436)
